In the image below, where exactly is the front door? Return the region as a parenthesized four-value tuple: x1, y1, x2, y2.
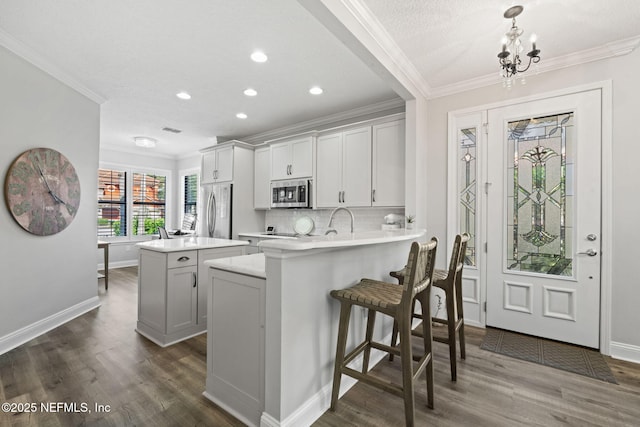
(486, 90, 602, 348)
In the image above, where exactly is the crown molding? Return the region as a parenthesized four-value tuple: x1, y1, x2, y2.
(341, 0, 432, 99)
(429, 35, 640, 99)
(0, 28, 106, 104)
(240, 97, 405, 144)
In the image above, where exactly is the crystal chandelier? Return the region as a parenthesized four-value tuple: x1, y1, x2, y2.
(497, 5, 541, 88)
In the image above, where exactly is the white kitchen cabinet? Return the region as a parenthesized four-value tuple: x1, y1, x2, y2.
(270, 136, 313, 180)
(201, 145, 233, 184)
(197, 246, 246, 326)
(137, 244, 245, 346)
(253, 146, 271, 209)
(372, 119, 405, 207)
(206, 264, 266, 427)
(316, 127, 372, 208)
(166, 265, 198, 334)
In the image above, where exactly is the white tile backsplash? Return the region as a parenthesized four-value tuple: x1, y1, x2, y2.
(264, 207, 405, 235)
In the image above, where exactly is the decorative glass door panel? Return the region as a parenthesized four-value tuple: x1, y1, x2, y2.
(459, 127, 477, 266)
(506, 113, 574, 277)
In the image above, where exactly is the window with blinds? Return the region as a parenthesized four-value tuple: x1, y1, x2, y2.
(184, 174, 198, 215)
(132, 172, 166, 236)
(97, 168, 127, 237)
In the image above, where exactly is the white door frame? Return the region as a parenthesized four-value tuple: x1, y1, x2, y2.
(446, 80, 613, 354)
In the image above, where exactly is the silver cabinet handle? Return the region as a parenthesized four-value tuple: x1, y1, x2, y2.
(577, 249, 598, 256)
(177, 256, 190, 262)
(342, 191, 345, 203)
(193, 272, 197, 288)
(372, 189, 376, 203)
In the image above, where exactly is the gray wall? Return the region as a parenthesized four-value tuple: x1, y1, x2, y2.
(425, 48, 640, 354)
(0, 45, 100, 342)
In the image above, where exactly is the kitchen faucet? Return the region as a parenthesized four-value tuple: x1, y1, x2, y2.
(325, 206, 355, 235)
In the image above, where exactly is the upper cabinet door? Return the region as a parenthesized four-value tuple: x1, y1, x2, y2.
(289, 137, 313, 178)
(201, 151, 217, 184)
(201, 146, 234, 184)
(215, 146, 234, 182)
(271, 142, 292, 181)
(342, 127, 372, 207)
(270, 136, 313, 180)
(316, 127, 371, 208)
(316, 133, 343, 207)
(372, 120, 405, 207)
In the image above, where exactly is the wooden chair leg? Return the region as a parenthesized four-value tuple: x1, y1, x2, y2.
(399, 315, 415, 427)
(331, 302, 352, 411)
(389, 320, 399, 362)
(362, 309, 376, 373)
(455, 278, 466, 360)
(390, 298, 417, 362)
(418, 290, 434, 409)
(445, 286, 457, 381)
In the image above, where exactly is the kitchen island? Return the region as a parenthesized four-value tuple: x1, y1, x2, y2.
(204, 229, 426, 427)
(136, 237, 248, 347)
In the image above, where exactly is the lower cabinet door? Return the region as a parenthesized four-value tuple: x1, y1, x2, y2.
(166, 266, 197, 334)
(197, 247, 246, 326)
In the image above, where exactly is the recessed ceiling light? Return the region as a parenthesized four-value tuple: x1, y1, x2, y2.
(309, 86, 323, 95)
(244, 88, 258, 97)
(250, 51, 268, 63)
(236, 113, 248, 119)
(176, 91, 191, 100)
(134, 136, 157, 148)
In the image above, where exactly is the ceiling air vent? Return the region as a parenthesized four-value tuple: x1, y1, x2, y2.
(162, 127, 182, 134)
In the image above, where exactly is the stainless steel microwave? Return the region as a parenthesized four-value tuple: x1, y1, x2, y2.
(271, 179, 311, 208)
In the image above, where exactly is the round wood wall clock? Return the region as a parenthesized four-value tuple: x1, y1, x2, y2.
(4, 147, 81, 236)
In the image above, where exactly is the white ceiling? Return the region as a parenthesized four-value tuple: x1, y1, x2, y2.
(1, 0, 638, 157)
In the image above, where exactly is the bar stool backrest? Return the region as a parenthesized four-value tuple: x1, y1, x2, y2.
(401, 238, 438, 309)
(445, 233, 470, 284)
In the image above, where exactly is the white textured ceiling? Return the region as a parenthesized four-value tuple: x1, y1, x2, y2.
(362, 0, 640, 91)
(1, 0, 639, 157)
(0, 0, 399, 157)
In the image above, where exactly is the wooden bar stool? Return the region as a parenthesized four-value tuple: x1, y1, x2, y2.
(389, 233, 470, 381)
(329, 238, 438, 427)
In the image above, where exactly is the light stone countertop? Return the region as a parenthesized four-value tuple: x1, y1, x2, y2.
(237, 232, 297, 239)
(205, 253, 266, 279)
(137, 237, 249, 253)
(258, 228, 426, 251)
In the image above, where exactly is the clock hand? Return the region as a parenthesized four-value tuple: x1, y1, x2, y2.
(35, 162, 55, 193)
(35, 162, 71, 207)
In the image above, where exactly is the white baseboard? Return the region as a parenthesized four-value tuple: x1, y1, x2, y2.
(98, 259, 138, 270)
(609, 341, 640, 364)
(203, 391, 258, 427)
(0, 297, 101, 356)
(260, 342, 390, 427)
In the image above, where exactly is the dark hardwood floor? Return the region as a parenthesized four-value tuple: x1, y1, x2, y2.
(1, 267, 639, 426)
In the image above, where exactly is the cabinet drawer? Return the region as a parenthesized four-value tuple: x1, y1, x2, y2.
(168, 251, 198, 268)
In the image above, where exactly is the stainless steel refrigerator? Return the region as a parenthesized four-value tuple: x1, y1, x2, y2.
(198, 183, 233, 238)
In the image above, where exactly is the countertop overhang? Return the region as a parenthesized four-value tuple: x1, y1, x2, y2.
(136, 237, 249, 252)
(258, 229, 426, 251)
(205, 253, 266, 279)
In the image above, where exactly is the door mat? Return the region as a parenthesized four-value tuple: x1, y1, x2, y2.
(480, 327, 617, 384)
